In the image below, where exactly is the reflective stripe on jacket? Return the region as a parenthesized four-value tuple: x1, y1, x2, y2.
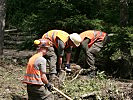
(42, 30, 69, 48)
(80, 30, 107, 48)
(23, 53, 44, 85)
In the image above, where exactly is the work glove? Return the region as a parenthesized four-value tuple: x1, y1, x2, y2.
(45, 83, 53, 92)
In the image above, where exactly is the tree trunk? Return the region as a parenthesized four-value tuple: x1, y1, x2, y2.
(0, 0, 6, 55)
(120, 0, 128, 27)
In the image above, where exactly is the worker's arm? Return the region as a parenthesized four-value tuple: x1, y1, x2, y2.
(35, 57, 53, 91)
(34, 57, 49, 84)
(41, 73, 48, 84)
(42, 72, 53, 91)
(57, 39, 65, 57)
(74, 38, 90, 63)
(81, 38, 90, 50)
(56, 39, 65, 70)
(73, 46, 81, 63)
(66, 52, 71, 64)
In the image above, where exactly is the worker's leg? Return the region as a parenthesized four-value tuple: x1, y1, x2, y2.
(82, 40, 103, 77)
(27, 85, 54, 100)
(45, 94, 54, 100)
(85, 49, 96, 69)
(86, 41, 103, 74)
(89, 41, 103, 55)
(45, 47, 57, 74)
(81, 39, 90, 69)
(44, 47, 58, 83)
(64, 47, 72, 72)
(83, 49, 96, 77)
(39, 86, 54, 100)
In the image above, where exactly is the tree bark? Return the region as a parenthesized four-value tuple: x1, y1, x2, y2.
(120, 0, 128, 27)
(0, 0, 6, 55)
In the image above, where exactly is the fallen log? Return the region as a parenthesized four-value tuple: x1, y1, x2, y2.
(80, 91, 101, 99)
(4, 29, 17, 32)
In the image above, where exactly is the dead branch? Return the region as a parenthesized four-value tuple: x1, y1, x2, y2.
(108, 34, 115, 36)
(4, 29, 17, 32)
(70, 69, 83, 82)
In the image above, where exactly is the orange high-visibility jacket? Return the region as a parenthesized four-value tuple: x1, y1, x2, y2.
(42, 30, 69, 48)
(23, 53, 44, 85)
(80, 30, 107, 48)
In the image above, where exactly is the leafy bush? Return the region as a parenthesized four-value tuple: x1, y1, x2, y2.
(96, 26, 133, 78)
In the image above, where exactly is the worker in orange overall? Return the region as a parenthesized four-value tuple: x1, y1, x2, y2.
(74, 30, 108, 77)
(23, 39, 54, 100)
(42, 30, 82, 80)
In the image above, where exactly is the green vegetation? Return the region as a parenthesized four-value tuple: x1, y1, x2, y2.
(5, 0, 133, 78)
(61, 71, 117, 99)
(1, 56, 132, 100)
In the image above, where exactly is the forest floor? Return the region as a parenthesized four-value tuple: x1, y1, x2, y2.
(0, 49, 133, 100)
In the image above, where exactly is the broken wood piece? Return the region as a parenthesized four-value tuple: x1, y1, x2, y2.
(80, 91, 99, 99)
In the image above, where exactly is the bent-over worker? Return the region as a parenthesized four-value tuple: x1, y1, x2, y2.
(74, 30, 108, 77)
(42, 30, 82, 79)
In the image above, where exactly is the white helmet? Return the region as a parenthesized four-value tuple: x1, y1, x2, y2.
(69, 33, 82, 47)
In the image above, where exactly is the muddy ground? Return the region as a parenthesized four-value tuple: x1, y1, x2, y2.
(0, 49, 133, 100)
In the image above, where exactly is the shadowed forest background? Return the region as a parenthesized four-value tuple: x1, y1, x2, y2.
(4, 0, 133, 78)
